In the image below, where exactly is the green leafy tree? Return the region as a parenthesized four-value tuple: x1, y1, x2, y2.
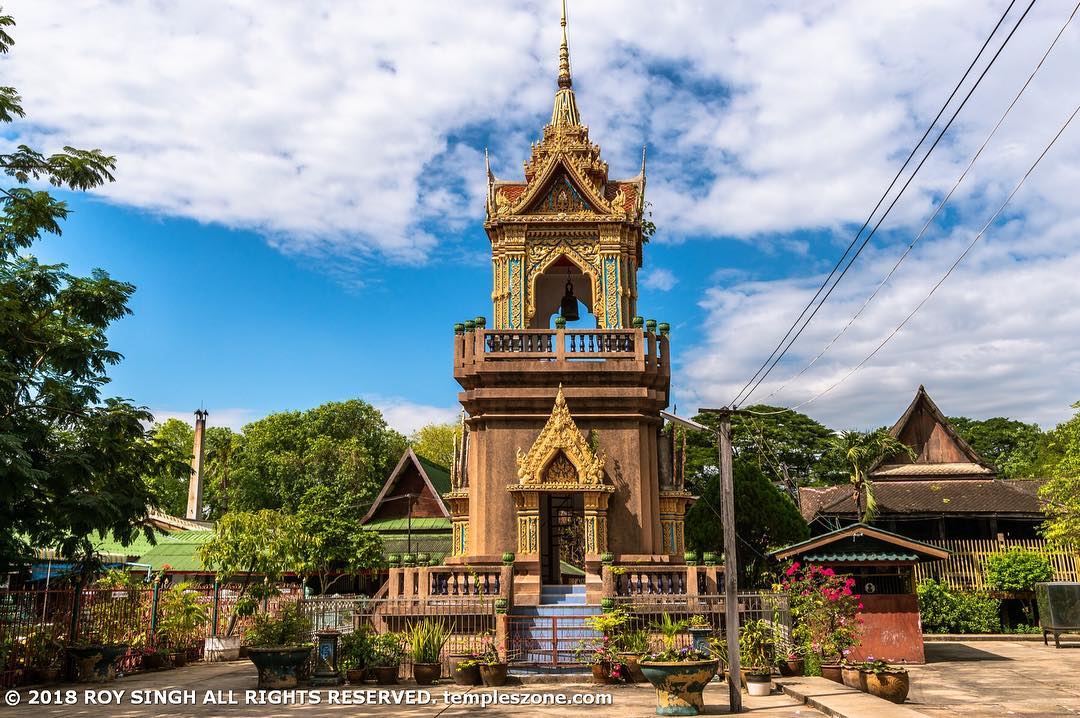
(295, 484, 383, 594)
(226, 400, 406, 513)
(408, 422, 459, 470)
(917, 579, 1000, 634)
(685, 460, 808, 587)
(0, 9, 174, 568)
(830, 429, 916, 523)
(144, 419, 195, 516)
(1039, 402, 1080, 546)
(949, 416, 1042, 478)
(198, 509, 305, 636)
(984, 549, 1052, 593)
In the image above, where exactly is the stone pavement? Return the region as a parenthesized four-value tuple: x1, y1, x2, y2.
(0, 661, 822, 718)
(907, 639, 1080, 717)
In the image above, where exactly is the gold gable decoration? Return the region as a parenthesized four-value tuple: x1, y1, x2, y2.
(513, 386, 608, 489)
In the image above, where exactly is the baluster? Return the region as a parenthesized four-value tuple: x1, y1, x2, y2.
(451, 573, 459, 596)
(484, 574, 491, 595)
(677, 572, 686, 595)
(494, 574, 501, 595)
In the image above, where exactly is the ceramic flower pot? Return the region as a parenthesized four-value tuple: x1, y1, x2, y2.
(68, 644, 129, 682)
(820, 664, 843, 683)
(32, 667, 60, 683)
(617, 652, 647, 683)
(346, 667, 367, 684)
(479, 663, 508, 687)
(413, 662, 441, 685)
(687, 627, 712, 655)
(745, 672, 772, 697)
(641, 659, 719, 716)
(453, 663, 481, 685)
(247, 646, 313, 689)
(591, 662, 618, 684)
(842, 665, 865, 690)
(862, 670, 910, 704)
(778, 658, 804, 677)
(373, 665, 399, 684)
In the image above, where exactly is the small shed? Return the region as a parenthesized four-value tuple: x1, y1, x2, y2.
(360, 448, 453, 558)
(772, 522, 949, 663)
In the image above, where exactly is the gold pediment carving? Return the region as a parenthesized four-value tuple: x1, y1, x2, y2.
(513, 386, 608, 489)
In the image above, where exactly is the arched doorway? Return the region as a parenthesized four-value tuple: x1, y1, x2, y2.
(529, 254, 596, 328)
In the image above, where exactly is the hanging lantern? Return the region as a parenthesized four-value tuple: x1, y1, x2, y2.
(560, 280, 580, 321)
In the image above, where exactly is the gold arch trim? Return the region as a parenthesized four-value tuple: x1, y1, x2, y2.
(513, 386, 607, 488)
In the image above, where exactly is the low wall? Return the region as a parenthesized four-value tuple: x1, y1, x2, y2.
(850, 593, 925, 664)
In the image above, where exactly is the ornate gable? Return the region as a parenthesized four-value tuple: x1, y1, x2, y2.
(514, 387, 607, 488)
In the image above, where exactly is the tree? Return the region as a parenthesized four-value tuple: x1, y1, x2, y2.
(226, 400, 406, 513)
(949, 416, 1043, 478)
(295, 484, 383, 594)
(409, 422, 459, 470)
(145, 419, 195, 516)
(0, 9, 171, 569)
(830, 429, 915, 523)
(198, 509, 305, 636)
(1039, 402, 1080, 546)
(685, 460, 808, 587)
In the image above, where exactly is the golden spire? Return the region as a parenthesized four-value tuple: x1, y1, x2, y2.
(558, 0, 572, 89)
(550, 0, 580, 127)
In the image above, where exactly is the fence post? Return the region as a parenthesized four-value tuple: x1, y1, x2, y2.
(67, 585, 81, 645)
(211, 580, 221, 637)
(149, 580, 161, 644)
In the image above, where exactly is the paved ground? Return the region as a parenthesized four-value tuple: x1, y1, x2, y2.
(907, 639, 1080, 717)
(0, 662, 819, 717)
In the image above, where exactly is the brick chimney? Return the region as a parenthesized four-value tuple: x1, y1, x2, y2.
(186, 409, 208, 520)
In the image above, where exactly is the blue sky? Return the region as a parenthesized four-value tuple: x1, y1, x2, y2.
(8, 1, 1080, 433)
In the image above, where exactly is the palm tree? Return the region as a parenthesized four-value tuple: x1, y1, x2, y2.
(831, 429, 916, 523)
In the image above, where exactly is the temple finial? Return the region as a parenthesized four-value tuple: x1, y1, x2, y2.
(558, 0, 572, 89)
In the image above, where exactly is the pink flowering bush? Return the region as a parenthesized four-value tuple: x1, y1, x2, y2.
(777, 562, 863, 665)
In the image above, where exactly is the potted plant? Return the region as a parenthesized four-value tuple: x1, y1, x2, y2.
(777, 648, 805, 677)
(777, 563, 862, 685)
(641, 614, 717, 716)
(451, 652, 483, 686)
(583, 608, 631, 684)
(841, 658, 864, 691)
(156, 582, 209, 668)
(474, 635, 508, 687)
(406, 619, 450, 685)
(339, 628, 374, 684)
(616, 628, 651, 683)
(739, 618, 775, 697)
(687, 615, 712, 653)
(371, 633, 403, 684)
(859, 657, 909, 704)
(576, 636, 626, 684)
(27, 624, 65, 682)
(244, 601, 314, 689)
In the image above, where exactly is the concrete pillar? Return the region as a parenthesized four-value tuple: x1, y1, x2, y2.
(186, 409, 208, 520)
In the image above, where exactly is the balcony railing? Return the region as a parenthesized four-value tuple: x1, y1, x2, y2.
(455, 327, 668, 371)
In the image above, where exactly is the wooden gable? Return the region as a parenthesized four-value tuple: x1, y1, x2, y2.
(873, 386, 995, 480)
(360, 448, 451, 524)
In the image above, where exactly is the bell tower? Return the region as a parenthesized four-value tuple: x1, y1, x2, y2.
(448, 1, 689, 605)
(484, 0, 646, 330)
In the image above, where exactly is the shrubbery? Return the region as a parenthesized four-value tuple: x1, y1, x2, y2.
(917, 579, 1000, 634)
(984, 549, 1053, 593)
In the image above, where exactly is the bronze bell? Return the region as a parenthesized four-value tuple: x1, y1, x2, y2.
(560, 280, 580, 322)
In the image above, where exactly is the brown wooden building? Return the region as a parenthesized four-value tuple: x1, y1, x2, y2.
(801, 386, 1046, 540)
(360, 448, 453, 558)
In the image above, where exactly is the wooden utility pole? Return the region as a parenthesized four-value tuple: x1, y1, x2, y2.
(715, 408, 742, 713)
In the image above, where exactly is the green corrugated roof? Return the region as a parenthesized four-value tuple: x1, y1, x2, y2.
(364, 517, 451, 531)
(92, 530, 169, 559)
(380, 535, 453, 555)
(137, 531, 215, 572)
(416, 455, 451, 496)
(803, 551, 920, 563)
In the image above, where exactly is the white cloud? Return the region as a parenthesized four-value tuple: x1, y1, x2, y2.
(369, 397, 458, 437)
(150, 407, 256, 432)
(641, 267, 678, 292)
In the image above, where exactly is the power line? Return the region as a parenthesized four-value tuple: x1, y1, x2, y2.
(731, 0, 1034, 407)
(762, 0, 1080, 404)
(788, 98, 1080, 410)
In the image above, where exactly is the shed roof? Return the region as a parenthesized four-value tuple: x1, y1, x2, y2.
(137, 531, 215, 573)
(360, 448, 451, 525)
(800, 479, 1046, 522)
(772, 522, 950, 564)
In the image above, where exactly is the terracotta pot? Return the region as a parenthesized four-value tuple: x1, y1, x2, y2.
(617, 652, 647, 683)
(453, 663, 481, 686)
(641, 659, 719, 716)
(68, 644, 129, 682)
(32, 667, 60, 683)
(778, 659, 804, 677)
(591, 662, 618, 684)
(842, 665, 865, 690)
(820, 664, 843, 683)
(479, 663, 508, 687)
(862, 670, 910, 704)
(413, 662, 441, 685)
(141, 653, 166, 670)
(373, 665, 399, 685)
(346, 668, 367, 684)
(171, 652, 187, 668)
